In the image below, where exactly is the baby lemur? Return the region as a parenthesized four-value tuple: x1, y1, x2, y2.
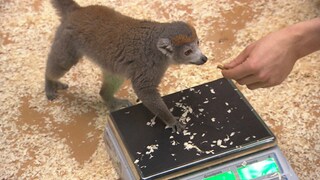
(46, 0, 208, 132)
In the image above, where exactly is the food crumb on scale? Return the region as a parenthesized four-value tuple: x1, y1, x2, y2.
(146, 116, 157, 127)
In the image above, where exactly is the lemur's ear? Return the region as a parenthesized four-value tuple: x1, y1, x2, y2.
(157, 38, 173, 56)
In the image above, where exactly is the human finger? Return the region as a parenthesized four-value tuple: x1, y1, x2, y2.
(236, 74, 261, 85)
(224, 44, 254, 69)
(246, 81, 270, 90)
(222, 59, 255, 80)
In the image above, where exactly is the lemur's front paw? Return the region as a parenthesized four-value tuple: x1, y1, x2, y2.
(166, 120, 186, 133)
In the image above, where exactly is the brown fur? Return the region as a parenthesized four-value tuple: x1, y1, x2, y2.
(172, 24, 197, 46)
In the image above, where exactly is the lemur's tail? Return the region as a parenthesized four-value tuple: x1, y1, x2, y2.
(51, 0, 80, 18)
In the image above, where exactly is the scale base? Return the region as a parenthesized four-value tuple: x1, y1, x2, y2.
(104, 78, 296, 179)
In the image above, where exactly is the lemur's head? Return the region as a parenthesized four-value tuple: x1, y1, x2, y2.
(157, 22, 207, 65)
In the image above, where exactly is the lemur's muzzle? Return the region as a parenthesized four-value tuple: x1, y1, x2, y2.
(195, 55, 207, 65)
(200, 55, 208, 64)
(190, 55, 208, 65)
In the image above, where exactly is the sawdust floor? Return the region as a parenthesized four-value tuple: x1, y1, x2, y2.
(1, 0, 319, 179)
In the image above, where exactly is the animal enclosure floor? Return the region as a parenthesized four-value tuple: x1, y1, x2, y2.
(1, 0, 319, 179)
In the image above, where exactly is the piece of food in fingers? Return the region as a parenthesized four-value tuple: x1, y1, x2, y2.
(217, 64, 228, 70)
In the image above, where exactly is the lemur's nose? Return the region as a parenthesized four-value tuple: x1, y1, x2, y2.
(201, 55, 208, 63)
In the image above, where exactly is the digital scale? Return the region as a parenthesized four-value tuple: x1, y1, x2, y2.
(104, 78, 298, 180)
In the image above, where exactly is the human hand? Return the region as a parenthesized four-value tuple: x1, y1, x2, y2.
(221, 28, 299, 90)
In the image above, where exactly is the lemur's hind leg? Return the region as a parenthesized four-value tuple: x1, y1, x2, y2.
(100, 71, 132, 111)
(45, 31, 81, 100)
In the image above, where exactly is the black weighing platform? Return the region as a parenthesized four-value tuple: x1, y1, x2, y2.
(104, 78, 297, 180)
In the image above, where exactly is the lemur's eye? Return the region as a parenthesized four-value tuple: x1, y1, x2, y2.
(197, 40, 200, 45)
(184, 49, 193, 56)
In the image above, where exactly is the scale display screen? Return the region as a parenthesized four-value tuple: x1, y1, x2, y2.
(238, 158, 279, 179)
(204, 158, 280, 180)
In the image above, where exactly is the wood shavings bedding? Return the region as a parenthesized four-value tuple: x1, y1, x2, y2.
(0, 0, 319, 179)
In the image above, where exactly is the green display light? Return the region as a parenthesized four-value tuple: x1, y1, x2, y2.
(203, 158, 280, 180)
(237, 158, 280, 180)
